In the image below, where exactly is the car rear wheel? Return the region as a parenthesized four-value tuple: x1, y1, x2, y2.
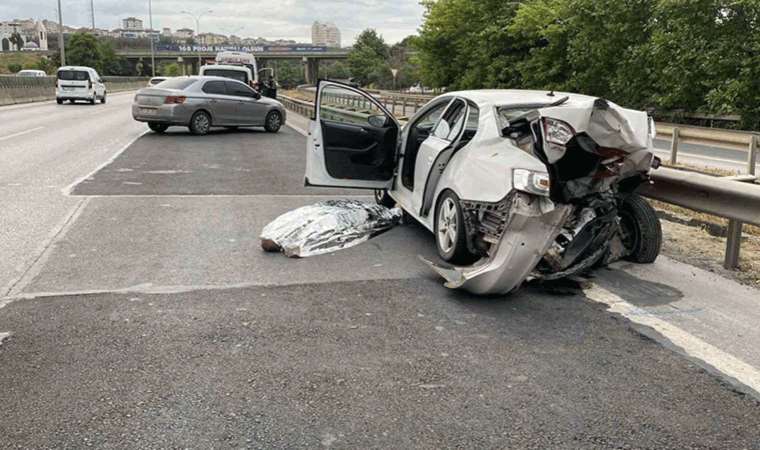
(148, 122, 169, 134)
(435, 190, 476, 264)
(264, 111, 282, 133)
(101, 92, 107, 104)
(56, 98, 63, 104)
(189, 111, 212, 135)
(89, 97, 96, 105)
(619, 194, 662, 263)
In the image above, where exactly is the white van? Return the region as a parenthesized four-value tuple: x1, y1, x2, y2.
(56, 66, 107, 105)
(198, 51, 259, 86)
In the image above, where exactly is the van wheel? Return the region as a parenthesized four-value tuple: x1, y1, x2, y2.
(89, 97, 96, 105)
(148, 122, 169, 134)
(56, 98, 63, 104)
(264, 111, 282, 133)
(101, 92, 107, 104)
(435, 190, 476, 264)
(189, 111, 212, 135)
(619, 194, 662, 263)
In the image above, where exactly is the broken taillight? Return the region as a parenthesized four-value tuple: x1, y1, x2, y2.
(164, 95, 187, 104)
(542, 118, 575, 146)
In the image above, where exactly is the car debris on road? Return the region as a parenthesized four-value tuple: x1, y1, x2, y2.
(260, 199, 402, 258)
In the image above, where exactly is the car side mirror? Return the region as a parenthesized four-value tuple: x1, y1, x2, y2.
(368, 114, 389, 128)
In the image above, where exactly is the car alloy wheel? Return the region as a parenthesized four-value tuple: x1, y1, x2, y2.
(190, 111, 211, 135)
(437, 197, 459, 254)
(265, 111, 282, 133)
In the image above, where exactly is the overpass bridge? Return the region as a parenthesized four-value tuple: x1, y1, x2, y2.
(115, 49, 349, 83)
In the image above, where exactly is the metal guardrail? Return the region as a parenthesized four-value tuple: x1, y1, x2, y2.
(658, 124, 758, 175)
(280, 93, 760, 271)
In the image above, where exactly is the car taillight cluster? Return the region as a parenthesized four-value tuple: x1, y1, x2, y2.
(164, 96, 187, 104)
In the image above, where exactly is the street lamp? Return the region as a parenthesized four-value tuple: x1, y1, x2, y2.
(56, 0, 65, 65)
(181, 9, 213, 69)
(148, 0, 156, 76)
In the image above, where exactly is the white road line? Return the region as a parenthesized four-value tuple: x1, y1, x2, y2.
(585, 284, 760, 399)
(61, 130, 149, 196)
(0, 126, 45, 142)
(286, 122, 308, 137)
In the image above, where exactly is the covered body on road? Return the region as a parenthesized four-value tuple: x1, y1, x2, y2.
(304, 82, 662, 295)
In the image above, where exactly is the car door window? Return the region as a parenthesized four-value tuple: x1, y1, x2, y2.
(433, 99, 466, 141)
(319, 84, 389, 126)
(203, 81, 227, 95)
(225, 81, 257, 99)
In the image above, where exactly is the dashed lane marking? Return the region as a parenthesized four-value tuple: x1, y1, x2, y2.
(0, 126, 45, 142)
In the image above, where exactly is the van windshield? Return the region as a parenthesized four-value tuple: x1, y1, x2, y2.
(203, 69, 248, 83)
(57, 70, 90, 81)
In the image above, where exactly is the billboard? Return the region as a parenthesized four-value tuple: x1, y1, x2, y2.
(156, 44, 329, 53)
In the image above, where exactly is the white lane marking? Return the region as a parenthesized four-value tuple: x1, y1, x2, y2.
(0, 332, 10, 346)
(61, 130, 149, 196)
(0, 126, 45, 142)
(585, 284, 760, 398)
(286, 122, 308, 136)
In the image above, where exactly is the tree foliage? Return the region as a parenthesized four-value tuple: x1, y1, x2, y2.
(415, 0, 760, 128)
(347, 30, 419, 89)
(64, 33, 129, 75)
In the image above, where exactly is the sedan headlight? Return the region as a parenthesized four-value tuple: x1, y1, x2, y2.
(513, 169, 551, 196)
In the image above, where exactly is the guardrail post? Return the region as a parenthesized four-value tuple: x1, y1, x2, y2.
(670, 127, 680, 165)
(748, 134, 757, 176)
(724, 220, 743, 269)
(402, 98, 407, 116)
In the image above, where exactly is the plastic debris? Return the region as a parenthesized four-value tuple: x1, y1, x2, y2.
(260, 199, 402, 258)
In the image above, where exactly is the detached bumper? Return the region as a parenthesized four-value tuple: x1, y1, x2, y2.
(423, 194, 572, 295)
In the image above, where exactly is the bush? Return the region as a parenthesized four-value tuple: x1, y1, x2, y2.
(7, 63, 22, 73)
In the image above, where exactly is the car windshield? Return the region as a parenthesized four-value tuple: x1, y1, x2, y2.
(155, 78, 197, 90)
(57, 70, 90, 81)
(203, 69, 248, 83)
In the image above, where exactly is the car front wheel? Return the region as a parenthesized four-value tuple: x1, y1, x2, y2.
(264, 111, 282, 133)
(189, 111, 212, 135)
(435, 190, 476, 264)
(101, 92, 107, 104)
(619, 194, 662, 263)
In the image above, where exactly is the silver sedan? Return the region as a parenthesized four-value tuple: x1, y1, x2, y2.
(132, 76, 286, 135)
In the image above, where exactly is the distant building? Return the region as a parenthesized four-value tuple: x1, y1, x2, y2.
(228, 34, 242, 45)
(311, 21, 340, 48)
(122, 17, 144, 31)
(0, 20, 48, 52)
(174, 28, 194, 40)
(196, 33, 227, 46)
(161, 27, 172, 37)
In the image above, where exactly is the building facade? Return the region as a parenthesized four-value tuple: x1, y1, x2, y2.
(122, 17, 144, 31)
(0, 20, 48, 52)
(311, 21, 340, 48)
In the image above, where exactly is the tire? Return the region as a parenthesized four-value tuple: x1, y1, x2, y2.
(56, 98, 63, 105)
(189, 111, 212, 135)
(89, 97, 96, 105)
(434, 190, 476, 264)
(619, 194, 662, 263)
(148, 122, 169, 134)
(101, 92, 107, 104)
(374, 189, 395, 208)
(264, 110, 282, 133)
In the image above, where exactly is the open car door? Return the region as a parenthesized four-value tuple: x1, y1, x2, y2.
(305, 80, 400, 189)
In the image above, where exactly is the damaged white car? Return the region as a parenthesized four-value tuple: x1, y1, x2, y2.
(305, 81, 662, 295)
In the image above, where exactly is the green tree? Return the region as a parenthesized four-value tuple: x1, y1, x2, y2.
(161, 63, 181, 77)
(347, 29, 391, 87)
(8, 63, 22, 73)
(66, 33, 102, 71)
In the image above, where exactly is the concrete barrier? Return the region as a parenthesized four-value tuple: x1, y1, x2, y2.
(0, 76, 149, 106)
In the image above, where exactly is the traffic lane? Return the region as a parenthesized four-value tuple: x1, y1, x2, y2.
(72, 125, 365, 196)
(2, 280, 760, 448)
(17, 196, 436, 295)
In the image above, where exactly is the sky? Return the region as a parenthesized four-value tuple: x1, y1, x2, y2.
(2, 0, 425, 45)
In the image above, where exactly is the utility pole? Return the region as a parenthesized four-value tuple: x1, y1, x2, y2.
(90, 0, 96, 30)
(57, 0, 66, 66)
(148, 0, 156, 76)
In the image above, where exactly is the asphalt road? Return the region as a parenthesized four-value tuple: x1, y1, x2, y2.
(1, 100, 760, 448)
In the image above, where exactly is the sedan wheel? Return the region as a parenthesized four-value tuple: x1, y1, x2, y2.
(265, 111, 282, 133)
(435, 190, 476, 264)
(189, 111, 211, 135)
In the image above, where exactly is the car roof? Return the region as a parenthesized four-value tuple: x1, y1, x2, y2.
(443, 89, 599, 108)
(201, 65, 251, 72)
(58, 66, 97, 72)
(185, 75, 249, 85)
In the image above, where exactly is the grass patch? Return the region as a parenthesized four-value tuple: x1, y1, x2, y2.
(0, 52, 48, 74)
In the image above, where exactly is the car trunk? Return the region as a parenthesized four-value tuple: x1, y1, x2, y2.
(531, 98, 655, 203)
(135, 88, 179, 106)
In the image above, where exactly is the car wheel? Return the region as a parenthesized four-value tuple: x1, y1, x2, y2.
(435, 190, 476, 264)
(56, 98, 63, 104)
(374, 189, 395, 208)
(89, 97, 96, 105)
(101, 92, 107, 104)
(619, 194, 662, 263)
(148, 122, 169, 134)
(189, 111, 212, 135)
(264, 111, 282, 133)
